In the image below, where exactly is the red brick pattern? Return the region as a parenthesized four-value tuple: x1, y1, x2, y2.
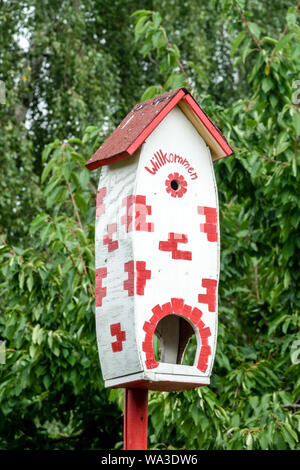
(96, 187, 107, 217)
(198, 278, 217, 312)
(124, 260, 151, 296)
(124, 260, 134, 296)
(103, 223, 118, 252)
(136, 261, 151, 295)
(135, 195, 154, 232)
(159, 233, 192, 260)
(142, 299, 211, 372)
(121, 195, 135, 233)
(121, 195, 154, 233)
(198, 206, 218, 242)
(110, 323, 126, 353)
(95, 267, 107, 307)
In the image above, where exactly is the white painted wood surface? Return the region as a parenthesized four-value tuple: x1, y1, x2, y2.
(95, 105, 220, 390)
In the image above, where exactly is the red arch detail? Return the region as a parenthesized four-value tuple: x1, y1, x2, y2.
(142, 298, 211, 372)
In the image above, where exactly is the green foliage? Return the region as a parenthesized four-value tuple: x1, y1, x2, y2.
(142, 1, 300, 450)
(0, 129, 123, 449)
(132, 10, 188, 97)
(0, 0, 300, 450)
(0, 0, 152, 244)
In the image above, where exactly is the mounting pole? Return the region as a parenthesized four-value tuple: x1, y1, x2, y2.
(124, 388, 148, 450)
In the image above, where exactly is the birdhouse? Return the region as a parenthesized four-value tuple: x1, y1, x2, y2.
(86, 87, 233, 391)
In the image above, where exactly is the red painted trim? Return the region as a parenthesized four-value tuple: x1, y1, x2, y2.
(184, 94, 233, 156)
(190, 307, 202, 323)
(86, 151, 130, 171)
(126, 89, 186, 156)
(142, 299, 211, 373)
(86, 88, 234, 171)
(124, 389, 148, 450)
(171, 297, 184, 314)
(86, 89, 234, 171)
(143, 321, 155, 334)
(162, 302, 172, 316)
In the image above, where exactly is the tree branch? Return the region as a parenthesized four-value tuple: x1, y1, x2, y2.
(234, 2, 262, 51)
(67, 181, 84, 232)
(160, 26, 197, 96)
(254, 265, 260, 302)
(48, 217, 83, 280)
(61, 143, 85, 231)
(71, 226, 94, 298)
(257, 154, 290, 167)
(60, 144, 93, 298)
(282, 404, 300, 409)
(267, 2, 300, 67)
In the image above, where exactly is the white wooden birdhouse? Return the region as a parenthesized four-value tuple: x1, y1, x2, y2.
(86, 88, 233, 391)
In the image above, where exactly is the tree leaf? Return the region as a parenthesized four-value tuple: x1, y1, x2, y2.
(231, 31, 246, 56)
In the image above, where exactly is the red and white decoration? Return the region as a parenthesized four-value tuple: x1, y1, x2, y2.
(87, 88, 233, 391)
(165, 173, 187, 198)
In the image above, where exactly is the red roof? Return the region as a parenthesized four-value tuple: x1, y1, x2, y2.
(85, 88, 233, 171)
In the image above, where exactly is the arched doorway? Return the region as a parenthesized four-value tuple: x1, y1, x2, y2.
(142, 298, 212, 372)
(153, 314, 196, 365)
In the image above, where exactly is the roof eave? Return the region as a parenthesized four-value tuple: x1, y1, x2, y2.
(85, 88, 234, 171)
(85, 151, 130, 171)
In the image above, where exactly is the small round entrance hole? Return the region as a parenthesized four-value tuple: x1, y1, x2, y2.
(170, 179, 181, 191)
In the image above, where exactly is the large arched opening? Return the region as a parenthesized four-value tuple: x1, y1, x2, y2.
(153, 314, 196, 366)
(142, 298, 211, 372)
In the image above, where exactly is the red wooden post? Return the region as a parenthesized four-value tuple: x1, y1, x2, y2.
(124, 388, 148, 450)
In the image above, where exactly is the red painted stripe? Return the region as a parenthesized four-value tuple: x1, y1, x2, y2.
(126, 89, 186, 156)
(183, 94, 233, 156)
